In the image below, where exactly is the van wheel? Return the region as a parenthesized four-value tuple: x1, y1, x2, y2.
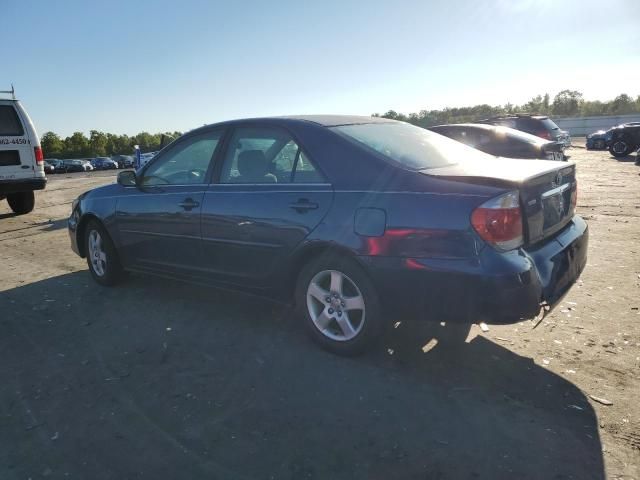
(7, 191, 35, 215)
(84, 220, 123, 286)
(296, 255, 383, 356)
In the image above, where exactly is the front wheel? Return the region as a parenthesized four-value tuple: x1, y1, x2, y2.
(609, 140, 631, 157)
(84, 220, 123, 286)
(296, 256, 383, 356)
(7, 191, 35, 215)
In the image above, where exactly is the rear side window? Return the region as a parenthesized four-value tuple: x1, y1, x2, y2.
(0, 105, 24, 136)
(219, 127, 324, 184)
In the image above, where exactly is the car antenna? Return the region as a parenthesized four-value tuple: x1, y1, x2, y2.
(0, 84, 16, 99)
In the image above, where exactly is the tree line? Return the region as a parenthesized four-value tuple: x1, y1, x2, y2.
(374, 91, 640, 128)
(41, 90, 639, 158)
(40, 130, 182, 159)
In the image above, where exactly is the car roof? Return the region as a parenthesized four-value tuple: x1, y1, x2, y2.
(432, 123, 497, 130)
(483, 114, 548, 120)
(194, 114, 398, 132)
(431, 122, 550, 144)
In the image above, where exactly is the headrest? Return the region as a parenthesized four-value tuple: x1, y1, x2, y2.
(237, 150, 267, 177)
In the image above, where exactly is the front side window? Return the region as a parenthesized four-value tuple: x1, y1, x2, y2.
(219, 127, 323, 184)
(141, 131, 221, 186)
(0, 105, 24, 136)
(331, 122, 492, 170)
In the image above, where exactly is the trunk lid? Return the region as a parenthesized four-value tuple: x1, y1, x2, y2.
(422, 158, 577, 246)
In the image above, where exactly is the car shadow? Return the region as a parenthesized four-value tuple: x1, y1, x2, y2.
(0, 218, 67, 232)
(0, 272, 604, 480)
(609, 154, 639, 163)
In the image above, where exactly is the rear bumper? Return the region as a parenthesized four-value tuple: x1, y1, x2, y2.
(359, 215, 588, 324)
(0, 177, 46, 194)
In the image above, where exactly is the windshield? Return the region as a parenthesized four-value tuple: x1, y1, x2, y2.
(331, 122, 493, 170)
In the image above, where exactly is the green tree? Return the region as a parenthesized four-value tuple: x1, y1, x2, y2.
(609, 94, 636, 114)
(40, 131, 64, 158)
(64, 132, 90, 158)
(542, 93, 550, 114)
(551, 90, 583, 116)
(89, 130, 108, 156)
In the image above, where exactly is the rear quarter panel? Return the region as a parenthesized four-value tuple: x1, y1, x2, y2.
(303, 175, 504, 259)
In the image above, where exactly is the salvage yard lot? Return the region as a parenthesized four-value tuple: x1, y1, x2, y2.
(1, 148, 638, 479)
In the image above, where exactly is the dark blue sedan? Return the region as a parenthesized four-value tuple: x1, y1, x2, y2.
(68, 115, 588, 355)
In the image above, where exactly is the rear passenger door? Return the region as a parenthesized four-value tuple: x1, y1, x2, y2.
(0, 102, 31, 181)
(200, 125, 333, 289)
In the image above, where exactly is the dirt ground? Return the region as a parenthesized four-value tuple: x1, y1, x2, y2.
(0, 146, 638, 479)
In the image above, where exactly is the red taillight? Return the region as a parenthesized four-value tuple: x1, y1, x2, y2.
(34, 146, 44, 165)
(365, 228, 448, 257)
(536, 130, 552, 140)
(471, 191, 523, 251)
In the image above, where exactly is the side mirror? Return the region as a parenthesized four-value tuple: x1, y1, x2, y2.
(117, 170, 137, 186)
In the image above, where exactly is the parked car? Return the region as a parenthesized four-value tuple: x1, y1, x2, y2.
(43, 159, 56, 174)
(586, 130, 609, 150)
(59, 159, 87, 173)
(607, 123, 640, 157)
(428, 123, 565, 161)
(586, 123, 640, 150)
(91, 157, 118, 170)
(0, 90, 46, 215)
(69, 115, 588, 355)
(81, 159, 94, 171)
(480, 114, 571, 148)
(112, 155, 135, 169)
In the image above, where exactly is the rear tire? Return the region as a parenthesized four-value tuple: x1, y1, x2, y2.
(295, 255, 383, 356)
(7, 191, 35, 215)
(84, 220, 123, 286)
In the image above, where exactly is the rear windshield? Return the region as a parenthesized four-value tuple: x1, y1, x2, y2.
(541, 118, 560, 131)
(331, 122, 491, 170)
(0, 105, 25, 136)
(497, 126, 548, 145)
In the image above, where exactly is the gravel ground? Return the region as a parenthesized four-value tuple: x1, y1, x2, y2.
(0, 147, 638, 479)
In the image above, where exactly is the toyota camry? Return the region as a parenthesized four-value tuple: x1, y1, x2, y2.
(68, 115, 588, 355)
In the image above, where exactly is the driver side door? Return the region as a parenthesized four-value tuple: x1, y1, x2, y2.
(115, 129, 223, 275)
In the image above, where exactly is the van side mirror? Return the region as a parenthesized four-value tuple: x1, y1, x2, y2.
(117, 170, 137, 186)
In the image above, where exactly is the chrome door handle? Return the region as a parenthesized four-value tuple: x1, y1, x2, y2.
(289, 199, 319, 212)
(178, 199, 200, 210)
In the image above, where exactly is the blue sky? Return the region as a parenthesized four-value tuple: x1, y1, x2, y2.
(4, 0, 639, 136)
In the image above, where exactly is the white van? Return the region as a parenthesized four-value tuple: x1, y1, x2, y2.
(0, 89, 46, 215)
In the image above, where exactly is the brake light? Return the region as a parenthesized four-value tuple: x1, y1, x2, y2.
(471, 191, 523, 251)
(536, 130, 552, 140)
(34, 146, 44, 165)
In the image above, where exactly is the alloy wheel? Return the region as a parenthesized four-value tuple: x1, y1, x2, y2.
(306, 270, 366, 341)
(612, 141, 628, 154)
(88, 230, 107, 277)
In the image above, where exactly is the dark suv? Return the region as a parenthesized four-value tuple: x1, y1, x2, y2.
(607, 123, 640, 157)
(480, 114, 571, 149)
